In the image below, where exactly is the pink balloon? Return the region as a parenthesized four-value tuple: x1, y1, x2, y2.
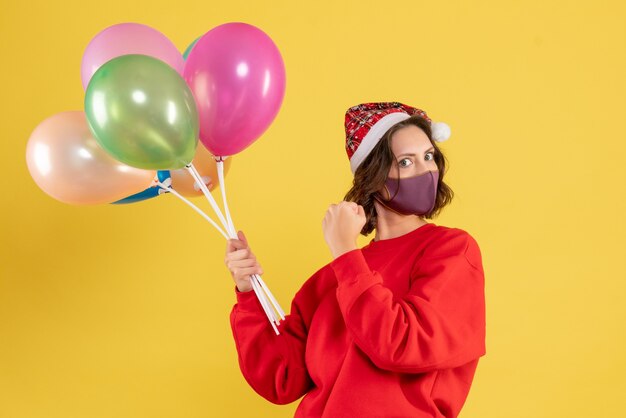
(81, 23, 184, 90)
(183, 22, 286, 156)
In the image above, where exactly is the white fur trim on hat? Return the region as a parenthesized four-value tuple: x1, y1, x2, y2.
(431, 121, 451, 142)
(349, 112, 411, 173)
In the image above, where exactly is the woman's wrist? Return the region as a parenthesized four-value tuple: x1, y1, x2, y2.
(331, 243, 358, 259)
(236, 282, 253, 293)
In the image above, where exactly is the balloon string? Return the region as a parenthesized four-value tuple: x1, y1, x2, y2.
(254, 273, 286, 320)
(216, 159, 237, 238)
(215, 159, 286, 323)
(157, 180, 280, 333)
(156, 182, 229, 240)
(251, 276, 280, 335)
(184, 160, 284, 334)
(251, 274, 282, 324)
(186, 163, 231, 235)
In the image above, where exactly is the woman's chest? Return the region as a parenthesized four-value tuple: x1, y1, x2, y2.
(303, 250, 421, 382)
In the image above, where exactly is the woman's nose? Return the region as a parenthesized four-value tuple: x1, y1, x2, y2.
(414, 160, 430, 175)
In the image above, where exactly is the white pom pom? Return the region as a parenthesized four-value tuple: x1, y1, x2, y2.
(431, 121, 451, 142)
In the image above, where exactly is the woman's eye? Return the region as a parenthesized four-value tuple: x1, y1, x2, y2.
(398, 158, 413, 167)
(425, 152, 435, 161)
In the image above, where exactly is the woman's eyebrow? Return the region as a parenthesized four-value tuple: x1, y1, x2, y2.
(397, 148, 435, 157)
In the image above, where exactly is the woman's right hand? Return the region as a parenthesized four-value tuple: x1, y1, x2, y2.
(225, 230, 263, 293)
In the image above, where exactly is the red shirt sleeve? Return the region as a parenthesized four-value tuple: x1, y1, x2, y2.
(230, 282, 315, 404)
(330, 231, 486, 373)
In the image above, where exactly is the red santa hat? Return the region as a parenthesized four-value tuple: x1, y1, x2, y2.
(344, 102, 451, 174)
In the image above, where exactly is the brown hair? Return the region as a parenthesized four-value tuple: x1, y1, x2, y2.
(344, 115, 454, 236)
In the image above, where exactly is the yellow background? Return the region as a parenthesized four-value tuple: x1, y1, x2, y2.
(1, 0, 625, 417)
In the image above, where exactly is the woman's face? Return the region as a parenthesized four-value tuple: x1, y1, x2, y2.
(388, 125, 438, 179)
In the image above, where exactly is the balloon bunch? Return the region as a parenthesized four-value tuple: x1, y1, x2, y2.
(26, 22, 287, 334)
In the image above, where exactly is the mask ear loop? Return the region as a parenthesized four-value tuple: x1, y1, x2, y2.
(373, 149, 400, 202)
(388, 155, 401, 201)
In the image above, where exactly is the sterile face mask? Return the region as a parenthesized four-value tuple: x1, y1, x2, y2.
(374, 170, 439, 216)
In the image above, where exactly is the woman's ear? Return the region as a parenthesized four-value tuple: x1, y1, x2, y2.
(377, 184, 390, 200)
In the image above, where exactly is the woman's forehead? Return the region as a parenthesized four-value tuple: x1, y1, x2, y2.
(390, 126, 431, 153)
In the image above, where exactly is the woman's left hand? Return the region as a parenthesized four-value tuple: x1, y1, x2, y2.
(322, 201, 367, 259)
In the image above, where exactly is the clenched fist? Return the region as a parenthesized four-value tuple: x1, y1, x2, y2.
(322, 201, 366, 259)
(224, 231, 263, 293)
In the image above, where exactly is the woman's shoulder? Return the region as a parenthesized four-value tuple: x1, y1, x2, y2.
(424, 224, 481, 256)
(427, 224, 483, 271)
(428, 223, 479, 242)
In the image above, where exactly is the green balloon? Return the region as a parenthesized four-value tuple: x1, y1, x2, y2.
(85, 54, 199, 170)
(183, 37, 200, 60)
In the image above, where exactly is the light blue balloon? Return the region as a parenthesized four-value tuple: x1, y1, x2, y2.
(112, 171, 171, 204)
(183, 37, 200, 60)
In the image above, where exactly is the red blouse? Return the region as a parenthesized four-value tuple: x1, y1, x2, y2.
(230, 223, 486, 417)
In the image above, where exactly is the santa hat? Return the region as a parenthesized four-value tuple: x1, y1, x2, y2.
(344, 102, 451, 174)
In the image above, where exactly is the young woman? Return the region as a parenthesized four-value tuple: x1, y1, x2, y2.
(224, 102, 486, 418)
